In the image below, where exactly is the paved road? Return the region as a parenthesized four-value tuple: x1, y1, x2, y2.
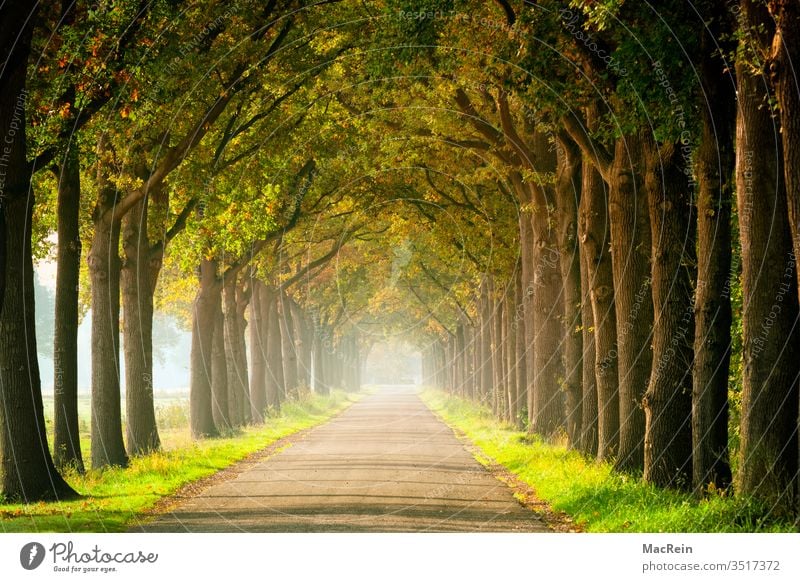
(134, 385, 548, 532)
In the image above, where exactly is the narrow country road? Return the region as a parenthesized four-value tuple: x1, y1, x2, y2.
(133, 386, 548, 532)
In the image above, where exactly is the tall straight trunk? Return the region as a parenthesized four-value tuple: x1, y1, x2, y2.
(493, 297, 507, 420)
(279, 291, 299, 397)
(504, 292, 517, 425)
(235, 282, 251, 425)
(463, 321, 475, 400)
(265, 285, 285, 407)
(610, 134, 653, 473)
(223, 277, 248, 426)
(53, 145, 84, 472)
(312, 314, 329, 395)
(736, 0, 800, 510)
(642, 142, 695, 490)
(693, 11, 735, 491)
(513, 264, 528, 429)
(121, 195, 161, 456)
(89, 179, 128, 468)
(580, 156, 618, 460)
(767, 0, 800, 507)
(444, 338, 454, 393)
(472, 318, 480, 401)
(771, 1, 800, 297)
(189, 258, 219, 438)
(510, 173, 535, 427)
(211, 296, 229, 430)
(455, 321, 466, 397)
(578, 198, 598, 457)
(222, 279, 242, 427)
(249, 279, 267, 423)
(556, 135, 583, 448)
(480, 282, 493, 404)
(528, 133, 565, 438)
(0, 0, 77, 497)
(289, 299, 311, 389)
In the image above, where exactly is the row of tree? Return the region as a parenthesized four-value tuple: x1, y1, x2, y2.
(0, 0, 799, 523)
(380, 0, 799, 517)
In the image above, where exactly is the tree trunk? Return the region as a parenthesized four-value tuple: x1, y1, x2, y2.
(736, 0, 800, 510)
(642, 142, 695, 490)
(289, 298, 311, 390)
(578, 191, 598, 457)
(121, 195, 161, 456)
(579, 155, 617, 460)
(52, 144, 84, 472)
(189, 258, 219, 438)
(693, 11, 735, 491)
(480, 281, 493, 405)
(510, 172, 535, 427)
(513, 265, 528, 429)
(0, 0, 77, 497)
(768, 0, 800, 508)
(556, 135, 583, 448)
(265, 285, 285, 407)
(504, 292, 517, 425)
(609, 133, 653, 473)
(279, 291, 299, 397)
(311, 313, 329, 395)
(222, 277, 248, 426)
(528, 133, 565, 438)
(235, 282, 251, 424)
(210, 294, 229, 431)
(249, 279, 267, 423)
(491, 294, 506, 419)
(88, 189, 128, 468)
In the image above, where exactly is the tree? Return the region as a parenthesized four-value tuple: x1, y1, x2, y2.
(0, 0, 77, 500)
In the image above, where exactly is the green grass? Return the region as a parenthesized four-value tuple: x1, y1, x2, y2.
(0, 391, 358, 532)
(420, 389, 799, 533)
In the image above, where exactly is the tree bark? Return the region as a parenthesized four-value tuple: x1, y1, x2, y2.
(52, 144, 84, 472)
(210, 294, 229, 431)
(0, 0, 77, 497)
(528, 132, 565, 438)
(556, 135, 583, 447)
(767, 0, 800, 508)
(510, 173, 535, 428)
(190, 258, 219, 438)
(513, 264, 528, 429)
(222, 276, 249, 426)
(578, 188, 598, 457)
(579, 154, 617, 460)
(279, 291, 299, 397)
(492, 294, 506, 419)
(480, 281, 493, 405)
(88, 168, 128, 468)
(311, 313, 329, 395)
(609, 133, 653, 473)
(736, 0, 800, 510)
(289, 298, 311, 390)
(265, 285, 285, 407)
(692, 9, 735, 491)
(121, 195, 161, 456)
(249, 279, 267, 423)
(642, 142, 695, 490)
(504, 292, 517, 425)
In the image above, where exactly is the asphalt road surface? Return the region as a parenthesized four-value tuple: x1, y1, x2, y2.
(134, 385, 548, 532)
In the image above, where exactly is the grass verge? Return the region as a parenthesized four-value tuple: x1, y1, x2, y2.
(420, 389, 798, 533)
(0, 391, 358, 533)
